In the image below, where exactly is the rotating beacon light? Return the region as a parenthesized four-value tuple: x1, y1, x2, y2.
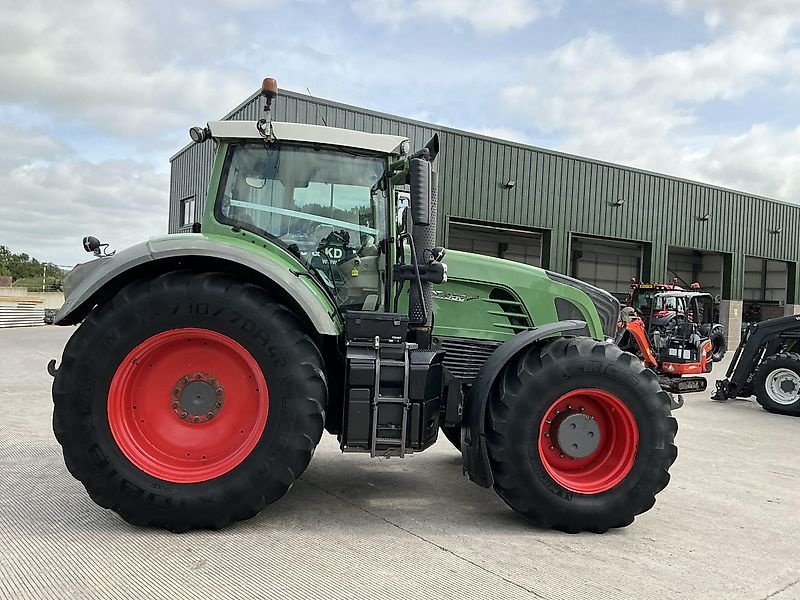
(257, 77, 278, 138)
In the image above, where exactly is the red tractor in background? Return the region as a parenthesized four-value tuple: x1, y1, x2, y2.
(626, 281, 726, 362)
(617, 289, 717, 401)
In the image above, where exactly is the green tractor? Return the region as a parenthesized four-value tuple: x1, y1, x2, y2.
(50, 79, 678, 533)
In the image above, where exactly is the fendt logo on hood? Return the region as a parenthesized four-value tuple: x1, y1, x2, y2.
(433, 289, 479, 303)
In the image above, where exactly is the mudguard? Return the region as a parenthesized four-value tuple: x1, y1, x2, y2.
(54, 236, 339, 335)
(461, 320, 588, 487)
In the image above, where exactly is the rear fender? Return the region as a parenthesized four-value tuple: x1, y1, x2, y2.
(461, 320, 588, 487)
(54, 237, 340, 336)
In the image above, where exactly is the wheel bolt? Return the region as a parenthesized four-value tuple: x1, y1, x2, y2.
(172, 401, 179, 409)
(549, 445, 554, 450)
(180, 411, 188, 419)
(215, 389, 223, 396)
(215, 401, 222, 408)
(544, 432, 549, 437)
(579, 406, 585, 412)
(173, 388, 180, 395)
(193, 416, 200, 423)
(559, 453, 565, 458)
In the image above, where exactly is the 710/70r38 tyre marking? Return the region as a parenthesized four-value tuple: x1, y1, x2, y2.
(107, 327, 269, 484)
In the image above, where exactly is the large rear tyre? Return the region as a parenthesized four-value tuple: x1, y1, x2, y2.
(486, 337, 677, 533)
(709, 326, 726, 362)
(753, 353, 800, 416)
(53, 271, 327, 531)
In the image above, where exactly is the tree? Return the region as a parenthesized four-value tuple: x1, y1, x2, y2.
(0, 244, 65, 286)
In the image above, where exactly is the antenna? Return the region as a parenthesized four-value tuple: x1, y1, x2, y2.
(306, 87, 328, 126)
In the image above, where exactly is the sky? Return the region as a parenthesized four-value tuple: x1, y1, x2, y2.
(1, 0, 799, 266)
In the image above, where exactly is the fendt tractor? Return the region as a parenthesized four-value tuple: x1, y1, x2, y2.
(49, 79, 678, 533)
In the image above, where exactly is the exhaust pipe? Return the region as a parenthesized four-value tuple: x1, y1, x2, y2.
(409, 167, 438, 327)
(407, 134, 440, 330)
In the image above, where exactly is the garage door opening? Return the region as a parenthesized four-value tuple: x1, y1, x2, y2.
(743, 257, 790, 323)
(447, 220, 544, 267)
(666, 247, 724, 300)
(570, 235, 644, 300)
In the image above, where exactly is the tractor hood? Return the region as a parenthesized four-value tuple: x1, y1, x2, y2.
(432, 250, 620, 342)
(207, 120, 409, 155)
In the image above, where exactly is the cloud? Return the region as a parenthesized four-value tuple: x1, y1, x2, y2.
(0, 125, 167, 266)
(350, 0, 561, 33)
(662, 0, 800, 30)
(0, 1, 256, 141)
(471, 127, 533, 145)
(498, 11, 800, 201)
(696, 124, 800, 202)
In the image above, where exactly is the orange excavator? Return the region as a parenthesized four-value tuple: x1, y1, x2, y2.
(616, 290, 713, 398)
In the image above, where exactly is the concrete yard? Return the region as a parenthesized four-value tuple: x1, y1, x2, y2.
(1, 326, 799, 600)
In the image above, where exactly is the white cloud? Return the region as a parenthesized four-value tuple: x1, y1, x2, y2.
(0, 1, 256, 141)
(0, 124, 167, 265)
(498, 11, 800, 201)
(350, 0, 561, 33)
(662, 0, 800, 30)
(471, 126, 532, 145)
(694, 124, 800, 202)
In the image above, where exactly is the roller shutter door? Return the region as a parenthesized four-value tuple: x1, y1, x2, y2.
(447, 221, 542, 266)
(570, 236, 642, 298)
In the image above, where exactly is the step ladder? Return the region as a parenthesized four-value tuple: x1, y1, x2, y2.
(370, 337, 411, 458)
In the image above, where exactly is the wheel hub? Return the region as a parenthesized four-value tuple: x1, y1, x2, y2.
(537, 388, 639, 494)
(766, 368, 800, 405)
(555, 413, 601, 458)
(172, 373, 224, 423)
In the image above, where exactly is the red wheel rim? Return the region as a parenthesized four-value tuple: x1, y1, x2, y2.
(537, 388, 638, 494)
(108, 328, 269, 484)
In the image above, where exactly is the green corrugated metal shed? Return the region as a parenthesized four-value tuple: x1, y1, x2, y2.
(169, 88, 800, 304)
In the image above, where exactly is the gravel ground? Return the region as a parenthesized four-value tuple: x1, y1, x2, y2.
(1, 325, 799, 600)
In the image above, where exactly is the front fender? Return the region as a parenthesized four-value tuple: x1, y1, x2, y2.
(461, 320, 588, 487)
(55, 236, 340, 336)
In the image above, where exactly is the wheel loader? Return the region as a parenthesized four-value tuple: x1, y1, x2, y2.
(49, 78, 678, 533)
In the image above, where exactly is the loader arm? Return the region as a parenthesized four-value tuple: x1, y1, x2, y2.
(713, 315, 800, 400)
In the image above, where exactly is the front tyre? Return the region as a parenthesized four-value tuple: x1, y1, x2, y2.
(486, 337, 677, 533)
(753, 353, 800, 416)
(53, 271, 327, 531)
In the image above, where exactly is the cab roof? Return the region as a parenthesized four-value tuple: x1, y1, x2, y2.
(207, 120, 409, 155)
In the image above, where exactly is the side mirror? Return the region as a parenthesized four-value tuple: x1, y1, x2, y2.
(409, 158, 432, 226)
